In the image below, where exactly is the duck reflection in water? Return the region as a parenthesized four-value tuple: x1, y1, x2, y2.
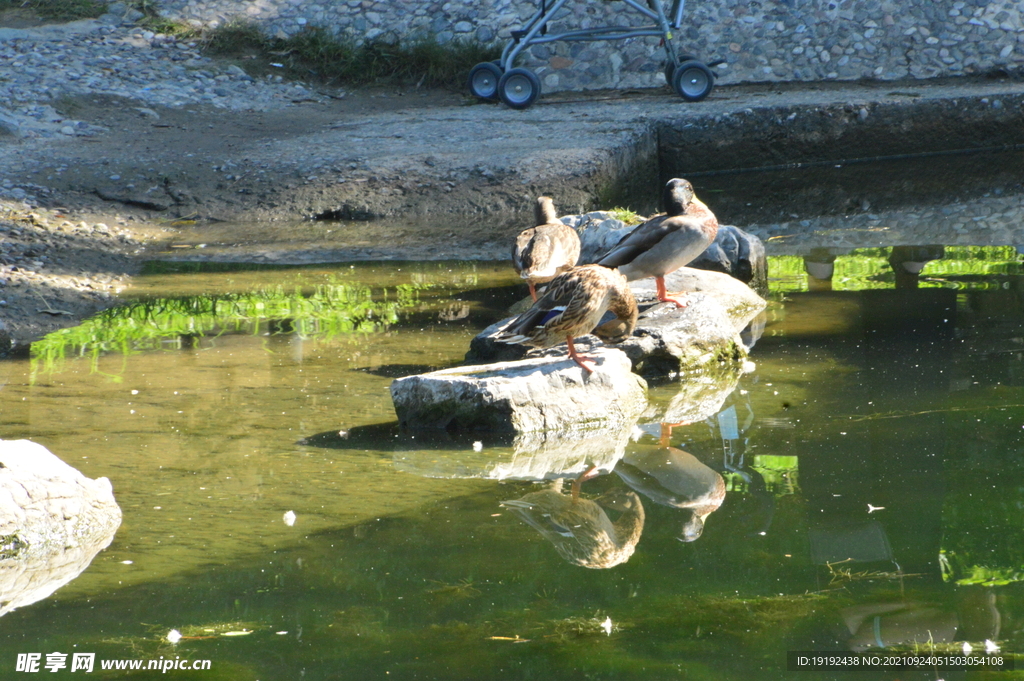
(839, 587, 1000, 652)
(501, 479, 645, 569)
(614, 444, 726, 542)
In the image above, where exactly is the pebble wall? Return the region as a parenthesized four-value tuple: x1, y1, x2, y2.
(153, 0, 1024, 92)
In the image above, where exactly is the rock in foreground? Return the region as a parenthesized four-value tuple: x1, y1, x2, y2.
(391, 348, 647, 434)
(0, 439, 122, 616)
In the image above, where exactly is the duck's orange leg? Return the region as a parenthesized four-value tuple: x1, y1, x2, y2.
(571, 464, 600, 501)
(528, 282, 538, 302)
(566, 336, 596, 374)
(656, 276, 689, 308)
(659, 421, 690, 447)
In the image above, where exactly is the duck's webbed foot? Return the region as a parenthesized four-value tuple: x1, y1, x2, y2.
(566, 336, 595, 374)
(656, 277, 689, 309)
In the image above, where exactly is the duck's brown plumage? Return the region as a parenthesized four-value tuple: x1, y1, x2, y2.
(512, 197, 581, 301)
(596, 178, 718, 307)
(493, 264, 638, 373)
(502, 482, 645, 569)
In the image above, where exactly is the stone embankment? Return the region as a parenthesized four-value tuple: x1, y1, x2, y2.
(154, 0, 1024, 92)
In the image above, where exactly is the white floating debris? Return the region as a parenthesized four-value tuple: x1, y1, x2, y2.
(276, 631, 289, 635)
(222, 630, 253, 637)
(283, 510, 297, 526)
(472, 441, 483, 452)
(166, 629, 182, 644)
(867, 504, 885, 513)
(601, 617, 612, 635)
(985, 639, 1000, 653)
(131, 389, 139, 395)
(121, 560, 133, 565)
(963, 641, 973, 654)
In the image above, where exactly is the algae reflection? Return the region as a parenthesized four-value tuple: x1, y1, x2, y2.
(29, 276, 434, 378)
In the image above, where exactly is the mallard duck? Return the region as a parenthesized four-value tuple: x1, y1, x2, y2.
(615, 446, 725, 542)
(512, 196, 581, 301)
(597, 178, 719, 308)
(501, 481, 645, 569)
(492, 264, 638, 373)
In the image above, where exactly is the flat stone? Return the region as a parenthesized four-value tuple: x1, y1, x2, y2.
(390, 348, 647, 434)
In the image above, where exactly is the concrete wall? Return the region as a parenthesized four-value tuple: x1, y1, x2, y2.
(157, 0, 1024, 91)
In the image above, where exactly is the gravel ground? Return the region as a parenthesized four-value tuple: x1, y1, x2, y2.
(0, 200, 155, 352)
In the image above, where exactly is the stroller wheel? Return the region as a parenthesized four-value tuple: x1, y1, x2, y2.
(469, 62, 503, 100)
(498, 68, 541, 109)
(672, 60, 714, 102)
(663, 54, 696, 85)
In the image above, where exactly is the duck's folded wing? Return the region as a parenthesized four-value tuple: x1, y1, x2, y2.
(596, 218, 674, 268)
(492, 273, 581, 341)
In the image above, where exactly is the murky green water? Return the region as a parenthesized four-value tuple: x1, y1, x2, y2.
(4, 242, 1024, 679)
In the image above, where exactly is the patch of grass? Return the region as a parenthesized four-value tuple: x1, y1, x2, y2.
(203, 21, 501, 88)
(200, 19, 268, 54)
(608, 207, 644, 225)
(126, 0, 198, 37)
(0, 533, 29, 560)
(0, 0, 107, 21)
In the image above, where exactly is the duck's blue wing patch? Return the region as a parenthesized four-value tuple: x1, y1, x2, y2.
(539, 306, 566, 326)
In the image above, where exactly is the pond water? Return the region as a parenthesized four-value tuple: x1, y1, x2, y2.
(4, 164, 1024, 679)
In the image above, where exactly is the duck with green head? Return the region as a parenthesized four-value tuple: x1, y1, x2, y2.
(597, 178, 719, 308)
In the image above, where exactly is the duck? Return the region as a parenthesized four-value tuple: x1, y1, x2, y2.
(501, 481, 645, 569)
(492, 264, 638, 373)
(614, 446, 726, 542)
(512, 196, 581, 301)
(596, 178, 719, 308)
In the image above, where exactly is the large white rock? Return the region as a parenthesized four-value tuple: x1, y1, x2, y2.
(0, 439, 122, 616)
(390, 348, 647, 434)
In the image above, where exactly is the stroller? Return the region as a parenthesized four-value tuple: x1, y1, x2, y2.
(467, 0, 721, 109)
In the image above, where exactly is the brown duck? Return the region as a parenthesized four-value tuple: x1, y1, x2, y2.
(502, 481, 646, 569)
(512, 196, 581, 301)
(492, 264, 638, 373)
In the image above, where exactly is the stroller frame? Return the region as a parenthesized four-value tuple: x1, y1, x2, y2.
(468, 0, 718, 109)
